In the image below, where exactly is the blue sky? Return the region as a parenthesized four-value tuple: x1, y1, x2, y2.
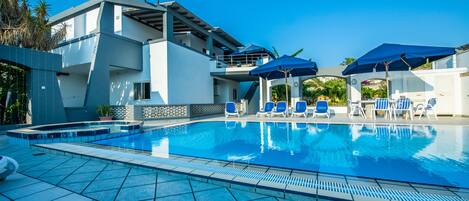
(39, 0, 469, 67)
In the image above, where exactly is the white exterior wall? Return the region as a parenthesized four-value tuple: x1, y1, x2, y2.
(58, 73, 88, 107)
(149, 42, 170, 104)
(188, 33, 207, 54)
(121, 16, 163, 42)
(167, 41, 214, 104)
(174, 33, 224, 56)
(457, 51, 469, 68)
(85, 8, 99, 34)
(52, 36, 97, 67)
(461, 74, 469, 116)
(118, 41, 215, 105)
(214, 79, 240, 104)
(174, 33, 191, 47)
(52, 7, 99, 42)
(109, 44, 166, 105)
(348, 68, 469, 116)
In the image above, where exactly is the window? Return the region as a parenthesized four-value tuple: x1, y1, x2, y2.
(134, 82, 151, 100)
(232, 89, 238, 101)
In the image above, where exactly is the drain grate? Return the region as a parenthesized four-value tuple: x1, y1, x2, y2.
(39, 144, 468, 201)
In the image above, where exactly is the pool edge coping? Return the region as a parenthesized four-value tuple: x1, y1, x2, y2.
(32, 142, 469, 201)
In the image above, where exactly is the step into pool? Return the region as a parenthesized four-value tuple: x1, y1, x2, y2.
(92, 121, 469, 188)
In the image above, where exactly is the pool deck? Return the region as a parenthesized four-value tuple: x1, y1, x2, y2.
(2, 115, 469, 201)
(179, 114, 469, 126)
(0, 135, 286, 201)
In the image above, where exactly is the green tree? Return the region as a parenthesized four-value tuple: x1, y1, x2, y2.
(0, 0, 66, 51)
(302, 77, 347, 106)
(340, 57, 356, 66)
(271, 85, 291, 103)
(361, 81, 387, 100)
(271, 46, 304, 59)
(1, 0, 66, 124)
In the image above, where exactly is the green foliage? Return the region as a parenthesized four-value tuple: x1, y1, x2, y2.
(0, 0, 66, 51)
(340, 57, 356, 66)
(0, 62, 27, 124)
(291, 48, 304, 57)
(96, 105, 112, 117)
(302, 78, 347, 106)
(271, 85, 291, 104)
(413, 62, 432, 71)
(271, 46, 304, 59)
(361, 82, 387, 100)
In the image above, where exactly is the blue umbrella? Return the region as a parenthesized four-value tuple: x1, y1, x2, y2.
(342, 43, 455, 97)
(250, 55, 318, 106)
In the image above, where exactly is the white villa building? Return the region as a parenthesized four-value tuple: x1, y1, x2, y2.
(50, 0, 270, 120)
(49, 0, 469, 121)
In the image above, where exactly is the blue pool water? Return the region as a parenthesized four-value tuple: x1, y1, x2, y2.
(93, 121, 469, 188)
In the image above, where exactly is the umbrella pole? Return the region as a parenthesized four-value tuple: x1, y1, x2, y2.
(285, 71, 289, 110)
(385, 62, 390, 98)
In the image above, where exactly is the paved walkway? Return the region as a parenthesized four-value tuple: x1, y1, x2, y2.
(141, 115, 469, 130)
(0, 136, 291, 201)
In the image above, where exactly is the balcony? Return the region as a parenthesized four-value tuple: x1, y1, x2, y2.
(214, 53, 271, 68)
(211, 53, 271, 81)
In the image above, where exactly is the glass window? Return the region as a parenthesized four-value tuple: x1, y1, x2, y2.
(134, 82, 151, 100)
(232, 89, 237, 100)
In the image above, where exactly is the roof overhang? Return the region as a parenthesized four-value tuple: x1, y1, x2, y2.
(49, 0, 165, 26)
(126, 1, 243, 48)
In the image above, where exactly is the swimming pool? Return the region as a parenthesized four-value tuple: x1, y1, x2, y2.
(93, 121, 469, 188)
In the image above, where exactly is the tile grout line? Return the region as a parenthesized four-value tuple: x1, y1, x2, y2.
(53, 158, 93, 187)
(153, 170, 158, 201)
(37, 143, 469, 201)
(111, 166, 131, 201)
(187, 178, 198, 201)
(70, 160, 110, 195)
(35, 157, 76, 178)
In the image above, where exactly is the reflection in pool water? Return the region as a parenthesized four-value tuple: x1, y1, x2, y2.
(93, 121, 469, 188)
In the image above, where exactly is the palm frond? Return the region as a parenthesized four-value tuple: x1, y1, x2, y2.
(272, 46, 280, 59)
(290, 48, 304, 57)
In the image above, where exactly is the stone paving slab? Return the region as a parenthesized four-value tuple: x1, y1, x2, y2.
(33, 142, 469, 201)
(0, 136, 286, 201)
(0, 173, 92, 201)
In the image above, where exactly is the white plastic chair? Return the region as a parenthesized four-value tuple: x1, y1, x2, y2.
(348, 100, 365, 119)
(393, 98, 413, 120)
(372, 98, 392, 119)
(415, 98, 437, 119)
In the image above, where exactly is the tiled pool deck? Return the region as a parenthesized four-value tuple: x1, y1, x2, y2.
(2, 115, 469, 201)
(0, 136, 289, 201)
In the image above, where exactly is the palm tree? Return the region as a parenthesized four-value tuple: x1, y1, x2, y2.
(271, 46, 304, 59)
(340, 57, 356, 66)
(0, 0, 66, 51)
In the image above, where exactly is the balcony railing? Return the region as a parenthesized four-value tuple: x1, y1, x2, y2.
(215, 53, 271, 68)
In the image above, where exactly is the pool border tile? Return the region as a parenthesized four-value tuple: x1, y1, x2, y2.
(32, 143, 469, 201)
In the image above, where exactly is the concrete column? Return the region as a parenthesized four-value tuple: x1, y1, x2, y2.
(163, 11, 174, 42)
(97, 2, 114, 34)
(206, 35, 214, 56)
(453, 55, 458, 68)
(290, 77, 301, 106)
(74, 14, 86, 37)
(259, 77, 267, 109)
(346, 76, 351, 113)
(266, 80, 272, 102)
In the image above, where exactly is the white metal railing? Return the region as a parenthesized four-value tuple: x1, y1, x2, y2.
(215, 53, 270, 68)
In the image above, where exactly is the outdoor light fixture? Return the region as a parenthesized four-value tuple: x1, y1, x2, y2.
(294, 82, 299, 87)
(351, 79, 357, 85)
